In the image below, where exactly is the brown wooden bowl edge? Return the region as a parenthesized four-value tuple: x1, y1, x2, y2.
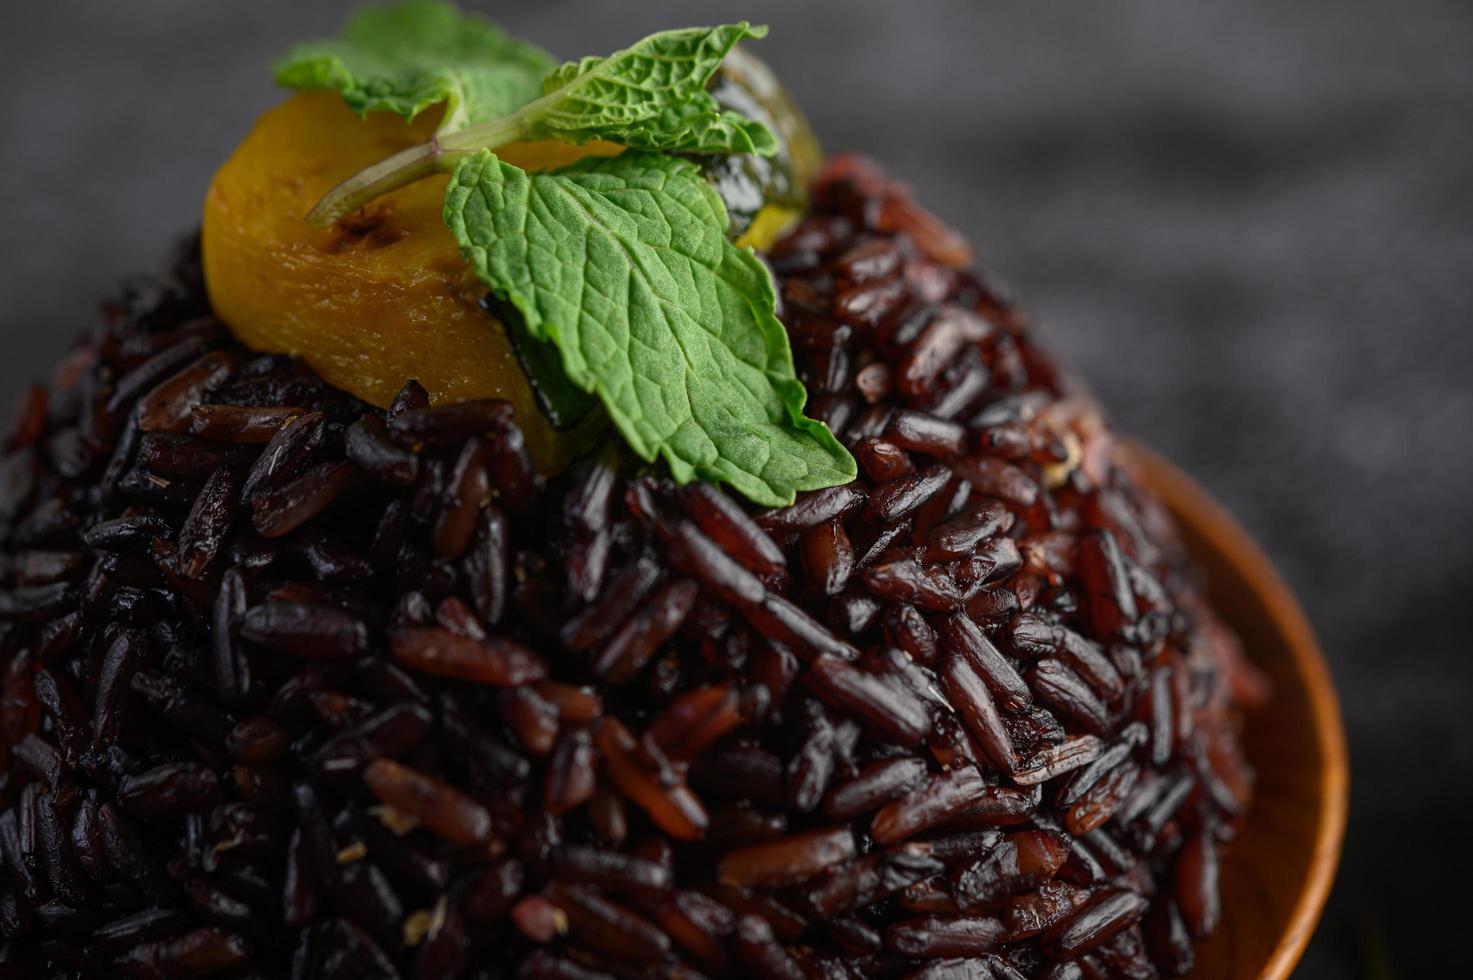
(1126, 441, 1350, 979)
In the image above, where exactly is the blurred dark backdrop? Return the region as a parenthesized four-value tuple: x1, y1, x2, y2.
(2, 1, 1470, 975)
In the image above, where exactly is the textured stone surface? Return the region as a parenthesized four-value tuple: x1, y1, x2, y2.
(2, 1, 1470, 974)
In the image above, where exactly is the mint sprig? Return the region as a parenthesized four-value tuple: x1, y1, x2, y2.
(275, 2, 857, 506)
(302, 22, 777, 227)
(274, 0, 553, 134)
(445, 151, 853, 507)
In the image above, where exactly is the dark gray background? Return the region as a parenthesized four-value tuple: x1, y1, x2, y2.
(2, 1, 1469, 975)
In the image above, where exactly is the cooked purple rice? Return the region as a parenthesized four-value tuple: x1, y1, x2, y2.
(0, 155, 1265, 978)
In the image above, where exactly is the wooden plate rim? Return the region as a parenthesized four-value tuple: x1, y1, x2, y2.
(1128, 441, 1349, 979)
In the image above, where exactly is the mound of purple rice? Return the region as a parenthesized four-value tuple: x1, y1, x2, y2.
(0, 155, 1266, 979)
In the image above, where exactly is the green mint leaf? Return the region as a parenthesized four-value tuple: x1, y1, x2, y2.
(273, 0, 554, 133)
(300, 16, 785, 228)
(520, 23, 778, 156)
(444, 149, 856, 507)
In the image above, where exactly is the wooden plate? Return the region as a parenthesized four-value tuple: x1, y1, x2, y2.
(1127, 443, 1348, 979)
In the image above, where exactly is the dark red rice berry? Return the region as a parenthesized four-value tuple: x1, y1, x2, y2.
(0, 162, 1264, 978)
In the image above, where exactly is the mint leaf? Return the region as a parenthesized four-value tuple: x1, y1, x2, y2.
(304, 17, 780, 227)
(274, 0, 554, 133)
(509, 23, 777, 156)
(444, 149, 855, 507)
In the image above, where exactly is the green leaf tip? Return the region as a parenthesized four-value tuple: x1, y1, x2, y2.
(273, 0, 554, 133)
(445, 149, 856, 507)
(529, 22, 779, 156)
